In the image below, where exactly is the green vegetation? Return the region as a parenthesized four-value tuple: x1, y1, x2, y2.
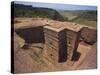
(11, 3, 67, 21)
(58, 10, 97, 28)
(11, 2, 97, 28)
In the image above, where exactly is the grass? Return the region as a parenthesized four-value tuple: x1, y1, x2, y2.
(58, 11, 78, 20)
(58, 11, 97, 28)
(71, 18, 97, 28)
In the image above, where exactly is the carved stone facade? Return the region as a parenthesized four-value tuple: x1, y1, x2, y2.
(43, 21, 83, 64)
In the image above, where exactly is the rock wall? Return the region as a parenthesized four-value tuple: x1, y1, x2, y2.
(81, 27, 97, 45)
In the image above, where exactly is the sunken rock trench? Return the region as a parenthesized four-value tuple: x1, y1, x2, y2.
(15, 26, 45, 44)
(15, 26, 45, 49)
(15, 24, 81, 64)
(15, 24, 97, 65)
(13, 21, 97, 73)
